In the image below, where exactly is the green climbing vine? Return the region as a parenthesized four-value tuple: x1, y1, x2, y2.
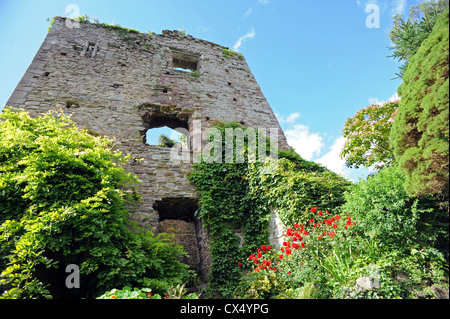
(188, 122, 350, 297)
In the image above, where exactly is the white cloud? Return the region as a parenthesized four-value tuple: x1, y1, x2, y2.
(391, 0, 407, 15)
(233, 28, 256, 52)
(244, 8, 253, 18)
(357, 0, 407, 15)
(286, 112, 301, 123)
(285, 124, 324, 161)
(315, 137, 347, 176)
(368, 92, 400, 106)
(315, 136, 378, 182)
(196, 26, 210, 32)
(356, 0, 378, 11)
(275, 112, 301, 124)
(275, 113, 284, 123)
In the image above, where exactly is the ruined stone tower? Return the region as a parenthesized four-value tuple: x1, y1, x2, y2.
(6, 17, 289, 282)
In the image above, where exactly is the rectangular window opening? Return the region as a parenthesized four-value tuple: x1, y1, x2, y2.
(172, 49, 200, 73)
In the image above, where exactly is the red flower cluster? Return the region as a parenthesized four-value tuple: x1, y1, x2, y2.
(305, 207, 356, 240)
(241, 207, 356, 275)
(244, 245, 279, 272)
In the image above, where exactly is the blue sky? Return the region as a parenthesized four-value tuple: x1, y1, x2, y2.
(0, 0, 423, 181)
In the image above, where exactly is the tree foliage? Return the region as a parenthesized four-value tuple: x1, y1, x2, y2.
(390, 8, 449, 198)
(340, 100, 399, 170)
(0, 108, 192, 298)
(388, 0, 449, 78)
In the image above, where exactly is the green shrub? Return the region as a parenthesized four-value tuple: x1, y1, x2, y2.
(0, 108, 193, 298)
(96, 283, 199, 299)
(339, 166, 449, 298)
(390, 8, 449, 197)
(234, 270, 287, 299)
(341, 166, 448, 255)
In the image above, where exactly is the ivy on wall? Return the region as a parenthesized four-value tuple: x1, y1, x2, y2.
(188, 122, 350, 298)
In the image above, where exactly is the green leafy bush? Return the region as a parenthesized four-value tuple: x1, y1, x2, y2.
(390, 8, 449, 197)
(96, 283, 199, 299)
(339, 166, 448, 298)
(0, 108, 193, 298)
(234, 270, 287, 299)
(342, 166, 448, 256)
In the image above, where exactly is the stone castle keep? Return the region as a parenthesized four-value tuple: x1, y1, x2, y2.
(6, 17, 289, 282)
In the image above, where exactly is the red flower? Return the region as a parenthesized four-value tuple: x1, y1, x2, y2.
(310, 219, 314, 223)
(261, 245, 267, 252)
(301, 242, 305, 248)
(311, 207, 317, 213)
(267, 245, 271, 250)
(283, 241, 288, 247)
(294, 223, 299, 229)
(255, 268, 260, 272)
(279, 254, 284, 260)
(333, 224, 338, 229)
(336, 215, 341, 220)
(329, 232, 336, 238)
(292, 243, 299, 249)
(238, 262, 242, 267)
(257, 253, 262, 258)
(286, 249, 292, 255)
(248, 254, 255, 260)
(318, 211, 323, 216)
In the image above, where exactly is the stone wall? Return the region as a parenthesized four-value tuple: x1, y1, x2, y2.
(6, 17, 289, 282)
